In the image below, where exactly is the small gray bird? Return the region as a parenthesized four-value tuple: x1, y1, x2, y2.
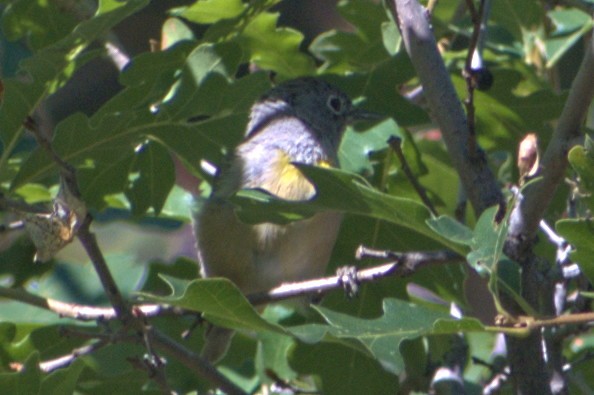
(195, 77, 373, 362)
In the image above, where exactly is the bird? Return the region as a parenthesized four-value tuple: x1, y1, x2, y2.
(194, 76, 374, 362)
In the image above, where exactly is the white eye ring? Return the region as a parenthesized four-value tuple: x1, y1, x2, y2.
(327, 95, 344, 114)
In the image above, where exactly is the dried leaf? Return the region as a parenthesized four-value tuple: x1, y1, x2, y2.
(22, 176, 87, 263)
(517, 133, 539, 185)
(23, 211, 74, 263)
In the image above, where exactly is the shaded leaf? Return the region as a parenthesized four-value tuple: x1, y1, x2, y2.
(0, 352, 41, 395)
(291, 341, 399, 395)
(12, 57, 269, 211)
(239, 12, 315, 77)
(140, 277, 282, 333)
(1, 0, 77, 50)
(338, 118, 400, 175)
(126, 141, 175, 216)
(231, 165, 465, 254)
(0, 0, 149, 181)
(289, 298, 483, 374)
(40, 357, 85, 395)
(546, 9, 594, 67)
(427, 216, 473, 246)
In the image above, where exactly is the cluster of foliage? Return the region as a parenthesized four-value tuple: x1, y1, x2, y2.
(0, 0, 593, 393)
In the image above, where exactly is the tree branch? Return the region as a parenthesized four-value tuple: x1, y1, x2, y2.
(388, 136, 438, 216)
(39, 340, 109, 373)
(26, 116, 131, 321)
(507, 33, 594, 242)
(1, 250, 463, 318)
(501, 27, 594, 395)
(390, 0, 504, 216)
(248, 249, 462, 305)
(148, 329, 247, 395)
(0, 285, 177, 321)
(50, 0, 131, 70)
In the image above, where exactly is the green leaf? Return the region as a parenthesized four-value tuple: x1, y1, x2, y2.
(490, 0, 544, 44)
(464, 204, 534, 316)
(255, 306, 298, 381)
(0, 253, 146, 324)
(310, 0, 391, 73)
(469, 69, 565, 152)
(12, 64, 269, 211)
(545, 9, 593, 68)
(126, 141, 175, 216)
(14, 183, 52, 204)
(184, 41, 243, 84)
(427, 216, 474, 246)
(0, 352, 41, 395)
(338, 118, 400, 176)
(556, 218, 594, 284)
(231, 165, 465, 254)
(239, 12, 315, 77)
(342, 57, 427, 127)
(568, 138, 594, 198)
(161, 17, 195, 49)
(289, 298, 483, 374)
(548, 9, 591, 35)
(3, 324, 85, 362)
(0, 235, 49, 286)
(381, 20, 401, 56)
(171, 0, 246, 24)
(77, 149, 135, 210)
(0, 0, 150, 180)
(140, 277, 283, 333)
(466, 206, 508, 273)
(79, 343, 147, 380)
(160, 185, 195, 219)
(291, 341, 399, 395)
(1, 0, 78, 50)
(40, 358, 85, 395)
(141, 257, 198, 294)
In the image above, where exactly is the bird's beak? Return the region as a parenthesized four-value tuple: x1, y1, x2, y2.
(348, 107, 384, 124)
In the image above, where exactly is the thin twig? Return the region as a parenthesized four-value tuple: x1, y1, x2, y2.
(135, 313, 175, 395)
(38, 340, 109, 373)
(401, 85, 425, 107)
(1, 249, 458, 320)
(149, 329, 247, 395)
(76, 218, 131, 321)
(462, 0, 487, 157)
(0, 220, 25, 231)
(26, 117, 131, 321)
(483, 371, 510, 395)
(2, 250, 461, 317)
(455, 183, 467, 223)
(388, 136, 438, 216)
(248, 249, 462, 305)
(0, 193, 46, 214)
(0, 285, 175, 320)
(426, 0, 439, 14)
(25, 117, 73, 173)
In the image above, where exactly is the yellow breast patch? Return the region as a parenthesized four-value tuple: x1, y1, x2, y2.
(261, 151, 331, 201)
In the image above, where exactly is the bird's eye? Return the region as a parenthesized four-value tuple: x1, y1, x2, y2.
(327, 95, 343, 114)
